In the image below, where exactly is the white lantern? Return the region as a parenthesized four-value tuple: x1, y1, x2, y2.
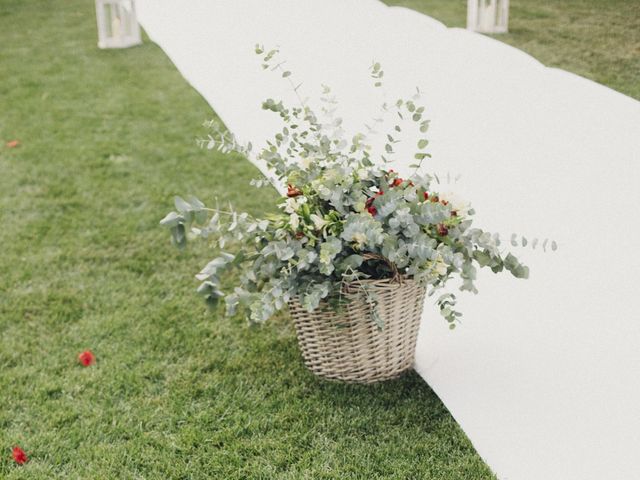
(467, 0, 509, 34)
(95, 0, 142, 49)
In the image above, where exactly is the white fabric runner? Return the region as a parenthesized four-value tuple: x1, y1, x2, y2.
(136, 1, 640, 479)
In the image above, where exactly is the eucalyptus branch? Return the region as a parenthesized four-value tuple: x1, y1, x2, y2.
(161, 55, 537, 328)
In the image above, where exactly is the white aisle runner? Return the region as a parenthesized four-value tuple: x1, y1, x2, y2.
(136, 1, 640, 479)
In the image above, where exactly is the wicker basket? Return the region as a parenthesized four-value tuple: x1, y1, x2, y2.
(289, 278, 426, 384)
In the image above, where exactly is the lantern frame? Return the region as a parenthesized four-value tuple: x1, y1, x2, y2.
(467, 0, 509, 34)
(95, 0, 142, 49)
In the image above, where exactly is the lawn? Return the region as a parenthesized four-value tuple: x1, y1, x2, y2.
(386, 0, 640, 100)
(0, 0, 636, 478)
(0, 0, 493, 478)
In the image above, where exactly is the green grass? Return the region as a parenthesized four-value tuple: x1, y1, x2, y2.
(0, 0, 494, 478)
(384, 0, 640, 100)
(1, 0, 636, 478)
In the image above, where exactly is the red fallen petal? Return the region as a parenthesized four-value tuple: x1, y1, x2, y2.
(391, 178, 403, 187)
(367, 205, 377, 216)
(78, 350, 95, 366)
(6, 140, 20, 148)
(423, 192, 429, 200)
(12, 446, 28, 465)
(437, 224, 449, 236)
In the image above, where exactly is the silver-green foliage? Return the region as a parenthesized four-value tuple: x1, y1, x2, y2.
(161, 47, 531, 329)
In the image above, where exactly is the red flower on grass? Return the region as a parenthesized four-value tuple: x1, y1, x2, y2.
(6, 140, 20, 148)
(78, 350, 95, 367)
(12, 446, 28, 465)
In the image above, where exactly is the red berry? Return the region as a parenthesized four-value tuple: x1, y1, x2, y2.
(366, 190, 384, 213)
(286, 184, 302, 197)
(423, 192, 429, 200)
(391, 178, 403, 187)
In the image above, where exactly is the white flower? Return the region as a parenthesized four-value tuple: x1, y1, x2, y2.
(289, 212, 300, 230)
(439, 191, 471, 217)
(282, 196, 306, 214)
(352, 232, 367, 249)
(310, 213, 327, 230)
(300, 157, 313, 170)
(433, 257, 448, 276)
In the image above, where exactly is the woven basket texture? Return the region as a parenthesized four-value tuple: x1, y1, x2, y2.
(289, 277, 426, 384)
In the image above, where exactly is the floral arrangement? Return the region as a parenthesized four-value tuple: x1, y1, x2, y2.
(161, 46, 530, 329)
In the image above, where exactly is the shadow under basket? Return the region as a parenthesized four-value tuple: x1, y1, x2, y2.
(289, 278, 426, 384)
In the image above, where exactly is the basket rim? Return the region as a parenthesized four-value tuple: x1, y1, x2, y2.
(340, 275, 418, 288)
(289, 275, 422, 307)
